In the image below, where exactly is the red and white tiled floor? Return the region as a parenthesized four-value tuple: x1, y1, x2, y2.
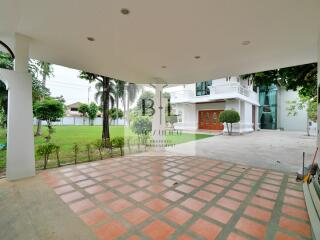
(42, 155, 311, 240)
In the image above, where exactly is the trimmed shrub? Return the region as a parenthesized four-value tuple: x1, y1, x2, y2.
(93, 139, 103, 160)
(131, 116, 152, 135)
(219, 109, 240, 135)
(36, 143, 58, 169)
(111, 137, 125, 156)
(73, 143, 79, 164)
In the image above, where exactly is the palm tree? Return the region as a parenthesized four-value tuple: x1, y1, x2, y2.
(114, 80, 125, 125)
(94, 80, 116, 109)
(80, 72, 112, 143)
(34, 61, 54, 136)
(124, 83, 141, 125)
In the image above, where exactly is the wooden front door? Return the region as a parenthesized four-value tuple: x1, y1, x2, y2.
(198, 110, 224, 130)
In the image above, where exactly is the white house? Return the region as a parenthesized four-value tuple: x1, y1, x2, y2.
(169, 77, 315, 134)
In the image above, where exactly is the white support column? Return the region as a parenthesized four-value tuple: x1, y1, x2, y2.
(151, 84, 167, 151)
(2, 33, 35, 180)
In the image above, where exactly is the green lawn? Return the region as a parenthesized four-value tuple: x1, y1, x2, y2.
(0, 126, 212, 170)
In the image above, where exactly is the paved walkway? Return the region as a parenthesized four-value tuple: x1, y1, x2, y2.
(167, 130, 316, 173)
(1, 155, 311, 240)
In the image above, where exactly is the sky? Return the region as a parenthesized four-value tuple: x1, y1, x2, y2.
(45, 64, 178, 107)
(46, 65, 98, 105)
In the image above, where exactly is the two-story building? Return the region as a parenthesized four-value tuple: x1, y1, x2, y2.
(168, 77, 315, 134)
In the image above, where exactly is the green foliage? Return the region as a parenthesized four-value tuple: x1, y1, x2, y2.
(111, 136, 125, 156)
(86, 143, 93, 161)
(36, 143, 58, 169)
(0, 51, 13, 70)
(73, 143, 79, 164)
(287, 95, 317, 129)
(55, 145, 61, 167)
(219, 110, 240, 135)
(0, 51, 13, 126)
(78, 103, 89, 117)
(34, 98, 65, 122)
(219, 110, 240, 123)
(111, 136, 124, 148)
(109, 108, 124, 121)
(93, 139, 103, 160)
(166, 115, 178, 125)
(32, 78, 50, 103)
(94, 80, 115, 107)
(307, 99, 317, 123)
(0, 125, 213, 170)
(0, 107, 6, 128)
(87, 103, 99, 125)
(34, 98, 65, 140)
(242, 63, 317, 99)
(131, 116, 152, 135)
(29, 60, 53, 102)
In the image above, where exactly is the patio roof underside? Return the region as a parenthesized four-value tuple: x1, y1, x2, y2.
(1, 0, 320, 84)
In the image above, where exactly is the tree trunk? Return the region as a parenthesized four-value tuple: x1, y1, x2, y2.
(123, 84, 128, 126)
(102, 77, 110, 144)
(35, 120, 42, 136)
(116, 96, 119, 125)
(35, 74, 47, 136)
(230, 123, 233, 135)
(307, 117, 310, 136)
(226, 123, 230, 135)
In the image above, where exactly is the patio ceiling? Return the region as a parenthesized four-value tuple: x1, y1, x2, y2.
(1, 0, 320, 84)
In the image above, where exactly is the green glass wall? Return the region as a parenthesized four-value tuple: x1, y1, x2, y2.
(259, 84, 278, 129)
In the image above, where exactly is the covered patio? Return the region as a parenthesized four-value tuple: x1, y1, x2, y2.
(1, 0, 320, 239)
(1, 154, 311, 239)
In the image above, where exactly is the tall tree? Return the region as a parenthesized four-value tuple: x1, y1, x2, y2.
(80, 72, 112, 143)
(33, 98, 64, 141)
(114, 80, 125, 125)
(78, 103, 89, 125)
(33, 61, 54, 136)
(94, 80, 116, 108)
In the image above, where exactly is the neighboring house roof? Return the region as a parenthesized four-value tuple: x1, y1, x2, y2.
(67, 102, 84, 109)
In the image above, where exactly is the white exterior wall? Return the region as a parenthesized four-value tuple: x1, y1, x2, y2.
(196, 102, 225, 111)
(174, 103, 197, 130)
(277, 88, 316, 133)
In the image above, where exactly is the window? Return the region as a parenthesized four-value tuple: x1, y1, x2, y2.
(196, 81, 212, 96)
(212, 112, 217, 123)
(71, 107, 78, 111)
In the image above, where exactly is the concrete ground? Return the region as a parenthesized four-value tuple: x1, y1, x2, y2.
(167, 130, 316, 173)
(0, 155, 311, 240)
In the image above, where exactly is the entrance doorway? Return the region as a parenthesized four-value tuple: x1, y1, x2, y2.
(198, 110, 224, 130)
(252, 106, 256, 130)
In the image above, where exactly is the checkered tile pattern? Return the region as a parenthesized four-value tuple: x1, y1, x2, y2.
(42, 156, 311, 240)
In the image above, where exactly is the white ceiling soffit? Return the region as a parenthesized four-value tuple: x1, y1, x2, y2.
(0, 0, 320, 84)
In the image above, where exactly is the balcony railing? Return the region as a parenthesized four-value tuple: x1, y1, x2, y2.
(170, 83, 258, 104)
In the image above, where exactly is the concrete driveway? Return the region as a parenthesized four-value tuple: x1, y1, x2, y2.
(167, 130, 316, 173)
